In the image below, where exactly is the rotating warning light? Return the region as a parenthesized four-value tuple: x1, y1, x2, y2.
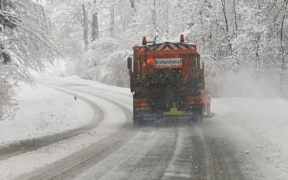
(180, 34, 184, 43)
(147, 58, 155, 66)
(142, 36, 147, 45)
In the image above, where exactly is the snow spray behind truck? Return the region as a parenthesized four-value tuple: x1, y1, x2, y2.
(127, 35, 211, 125)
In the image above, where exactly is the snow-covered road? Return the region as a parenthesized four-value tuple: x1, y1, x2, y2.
(0, 76, 288, 180)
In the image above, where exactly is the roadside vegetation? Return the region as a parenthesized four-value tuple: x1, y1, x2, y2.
(1, 0, 287, 120)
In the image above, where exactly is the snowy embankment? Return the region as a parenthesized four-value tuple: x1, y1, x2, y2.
(1, 75, 288, 179)
(0, 76, 130, 180)
(0, 83, 94, 148)
(214, 97, 288, 152)
(213, 97, 288, 178)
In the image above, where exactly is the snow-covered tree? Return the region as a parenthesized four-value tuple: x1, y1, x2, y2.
(0, 0, 59, 120)
(42, 0, 288, 98)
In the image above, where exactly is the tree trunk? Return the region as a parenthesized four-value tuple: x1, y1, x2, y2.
(165, 1, 169, 36)
(152, 0, 158, 36)
(255, 0, 261, 79)
(110, 6, 114, 38)
(129, 0, 137, 38)
(255, 34, 261, 78)
(82, 4, 89, 50)
(129, 0, 136, 12)
(91, 12, 99, 41)
(199, 10, 205, 45)
(221, 0, 233, 56)
(279, 1, 287, 95)
(233, 0, 237, 35)
(221, 0, 229, 34)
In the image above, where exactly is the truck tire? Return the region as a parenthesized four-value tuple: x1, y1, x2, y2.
(198, 115, 203, 125)
(193, 113, 203, 125)
(133, 118, 142, 127)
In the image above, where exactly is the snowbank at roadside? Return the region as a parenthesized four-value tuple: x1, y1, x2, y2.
(213, 97, 288, 147)
(0, 83, 94, 147)
(0, 77, 129, 180)
(213, 97, 288, 179)
(41, 75, 131, 95)
(1, 75, 288, 179)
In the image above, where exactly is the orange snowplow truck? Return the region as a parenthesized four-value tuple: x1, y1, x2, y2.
(127, 35, 211, 125)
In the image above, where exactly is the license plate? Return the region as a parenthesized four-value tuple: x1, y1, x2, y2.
(143, 114, 157, 121)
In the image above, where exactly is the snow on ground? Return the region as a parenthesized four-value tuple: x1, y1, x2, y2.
(1, 75, 288, 179)
(42, 75, 288, 163)
(0, 77, 130, 180)
(213, 97, 288, 179)
(213, 97, 288, 159)
(40, 75, 131, 95)
(0, 83, 94, 147)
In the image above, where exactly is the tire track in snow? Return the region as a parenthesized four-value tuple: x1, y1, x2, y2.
(16, 84, 137, 180)
(197, 123, 245, 180)
(162, 126, 198, 180)
(0, 88, 104, 161)
(71, 127, 177, 180)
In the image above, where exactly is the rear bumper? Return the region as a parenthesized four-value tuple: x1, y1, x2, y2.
(135, 109, 200, 124)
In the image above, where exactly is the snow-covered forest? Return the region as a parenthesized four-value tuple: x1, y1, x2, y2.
(0, 0, 59, 120)
(1, 0, 288, 120)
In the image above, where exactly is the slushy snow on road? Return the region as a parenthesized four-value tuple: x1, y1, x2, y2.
(0, 76, 288, 179)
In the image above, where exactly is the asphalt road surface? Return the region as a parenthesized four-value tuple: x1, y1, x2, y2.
(15, 79, 260, 180)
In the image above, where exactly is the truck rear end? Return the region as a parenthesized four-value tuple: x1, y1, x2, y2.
(127, 35, 211, 125)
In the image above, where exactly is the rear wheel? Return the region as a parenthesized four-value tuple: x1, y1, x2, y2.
(133, 117, 141, 127)
(198, 115, 203, 125)
(193, 113, 203, 125)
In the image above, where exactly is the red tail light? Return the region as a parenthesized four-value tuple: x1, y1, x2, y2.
(134, 99, 149, 107)
(186, 96, 202, 105)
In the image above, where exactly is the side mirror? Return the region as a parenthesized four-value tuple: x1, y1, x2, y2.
(127, 57, 132, 69)
(197, 53, 201, 69)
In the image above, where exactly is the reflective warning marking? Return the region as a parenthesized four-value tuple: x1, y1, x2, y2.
(179, 45, 187, 50)
(139, 43, 195, 51)
(156, 43, 166, 51)
(169, 43, 178, 50)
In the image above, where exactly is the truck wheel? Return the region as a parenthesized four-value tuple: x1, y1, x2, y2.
(133, 118, 141, 127)
(198, 115, 203, 125)
(193, 113, 203, 125)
